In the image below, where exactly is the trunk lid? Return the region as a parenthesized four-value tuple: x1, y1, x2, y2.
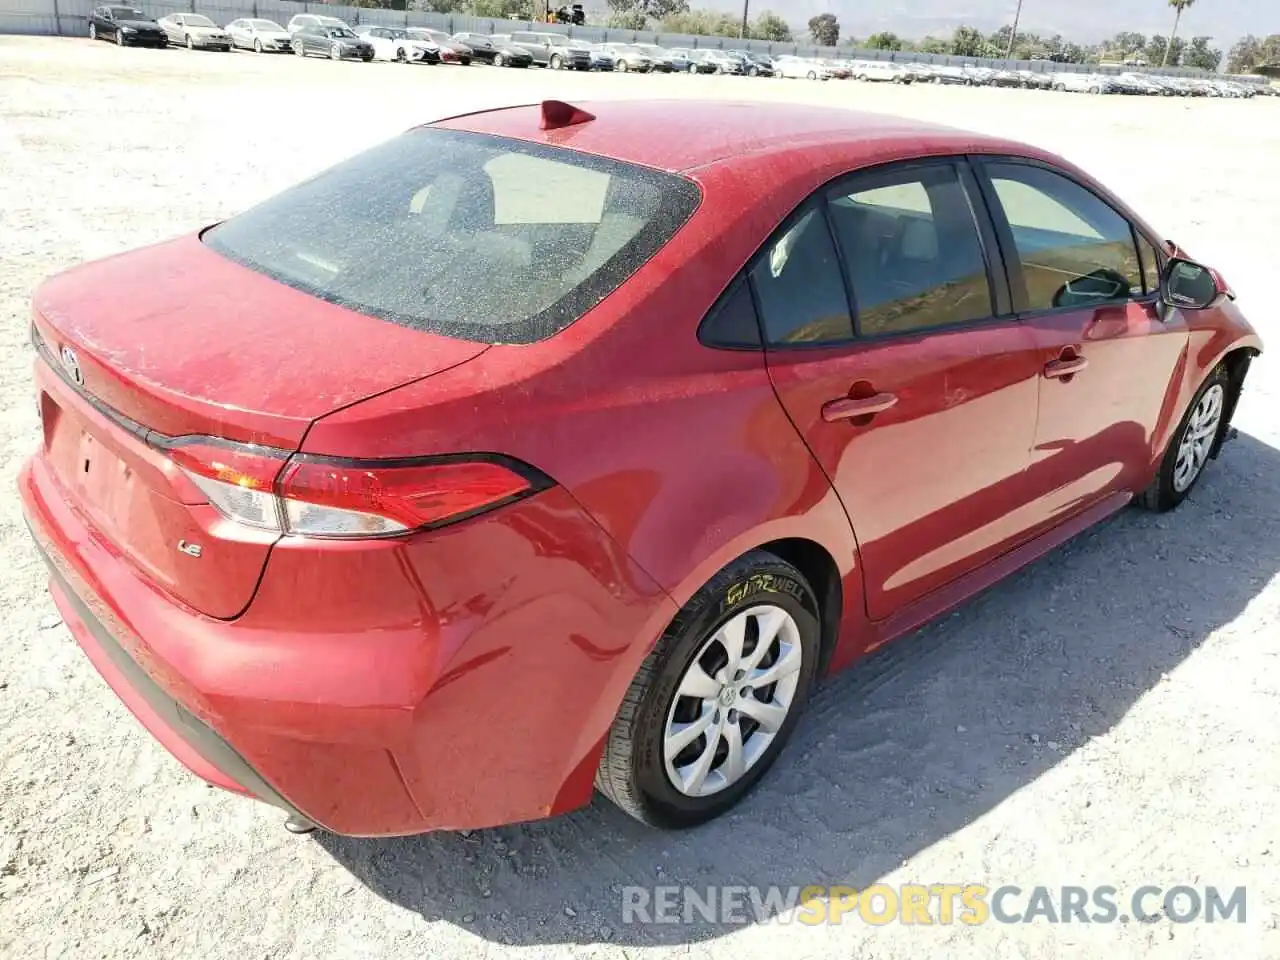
(32, 234, 487, 618)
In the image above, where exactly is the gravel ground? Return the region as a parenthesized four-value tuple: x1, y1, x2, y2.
(2, 36, 1279, 959)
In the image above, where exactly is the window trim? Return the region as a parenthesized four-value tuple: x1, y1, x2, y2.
(971, 155, 1162, 319)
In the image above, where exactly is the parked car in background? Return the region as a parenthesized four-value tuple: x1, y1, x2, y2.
(989, 69, 1024, 88)
(737, 51, 775, 77)
(1052, 72, 1116, 94)
(285, 13, 349, 34)
(661, 47, 695, 73)
(1015, 69, 1053, 89)
(929, 64, 970, 84)
(852, 60, 912, 83)
(226, 18, 292, 53)
(694, 49, 744, 75)
(963, 65, 997, 85)
(774, 54, 826, 79)
(354, 25, 438, 63)
(823, 59, 852, 80)
(291, 24, 373, 61)
(453, 32, 533, 67)
(87, 5, 167, 46)
(512, 31, 589, 69)
(22, 99, 1259, 837)
(668, 47, 716, 73)
(600, 42, 653, 73)
(405, 28, 472, 64)
(632, 43, 678, 72)
(565, 40, 612, 70)
(157, 13, 231, 51)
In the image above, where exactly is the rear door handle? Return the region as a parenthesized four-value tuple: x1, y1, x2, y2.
(822, 392, 898, 422)
(1044, 356, 1089, 379)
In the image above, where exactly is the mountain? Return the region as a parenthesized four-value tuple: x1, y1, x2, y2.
(715, 0, 1268, 45)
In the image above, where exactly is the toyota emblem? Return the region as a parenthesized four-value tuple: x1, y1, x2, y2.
(59, 345, 83, 386)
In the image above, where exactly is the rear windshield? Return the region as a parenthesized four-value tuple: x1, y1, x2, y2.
(203, 129, 700, 344)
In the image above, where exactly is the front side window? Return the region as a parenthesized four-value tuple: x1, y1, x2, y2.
(1136, 232, 1162, 295)
(986, 161, 1143, 311)
(203, 129, 700, 345)
(750, 204, 852, 345)
(827, 164, 993, 337)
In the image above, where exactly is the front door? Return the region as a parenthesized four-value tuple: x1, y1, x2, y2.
(759, 159, 1044, 620)
(975, 158, 1189, 529)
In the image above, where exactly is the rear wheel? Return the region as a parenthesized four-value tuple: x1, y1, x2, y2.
(807, 70, 816, 79)
(1139, 365, 1231, 512)
(494, 52, 505, 67)
(396, 46, 407, 62)
(185, 34, 193, 49)
(687, 62, 698, 74)
(617, 58, 628, 72)
(253, 38, 262, 52)
(293, 39, 304, 56)
(596, 551, 820, 828)
(89, 22, 97, 39)
(330, 42, 341, 60)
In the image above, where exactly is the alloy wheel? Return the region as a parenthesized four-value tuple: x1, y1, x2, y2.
(662, 605, 803, 798)
(1173, 383, 1225, 493)
(253, 39, 262, 52)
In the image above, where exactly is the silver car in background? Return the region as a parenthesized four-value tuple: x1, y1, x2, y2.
(157, 13, 231, 50)
(226, 18, 291, 52)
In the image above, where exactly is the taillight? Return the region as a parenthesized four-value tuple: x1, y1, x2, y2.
(161, 438, 545, 539)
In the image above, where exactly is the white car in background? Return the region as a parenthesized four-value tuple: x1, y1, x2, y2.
(852, 60, 912, 82)
(774, 55, 829, 79)
(354, 25, 435, 62)
(285, 13, 350, 34)
(156, 13, 231, 50)
(225, 18, 291, 52)
(1052, 71, 1110, 93)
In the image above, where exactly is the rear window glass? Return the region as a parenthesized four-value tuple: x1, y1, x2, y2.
(204, 130, 699, 345)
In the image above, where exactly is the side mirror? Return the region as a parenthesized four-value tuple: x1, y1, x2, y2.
(1161, 257, 1225, 310)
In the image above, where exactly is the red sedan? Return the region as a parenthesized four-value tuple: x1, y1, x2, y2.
(20, 99, 1261, 836)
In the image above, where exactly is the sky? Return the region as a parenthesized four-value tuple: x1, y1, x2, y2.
(701, 0, 1272, 46)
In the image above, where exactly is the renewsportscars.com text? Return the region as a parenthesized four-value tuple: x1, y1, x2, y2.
(621, 884, 1247, 926)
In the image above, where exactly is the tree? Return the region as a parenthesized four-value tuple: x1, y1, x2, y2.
(1184, 35, 1221, 71)
(472, 0, 533, 17)
(752, 11, 792, 41)
(1060, 42, 1088, 63)
(1163, 0, 1196, 67)
(951, 24, 986, 57)
(418, 0, 468, 12)
(918, 35, 949, 54)
(866, 31, 902, 51)
(807, 12, 839, 47)
(606, 0, 688, 29)
(1227, 35, 1262, 73)
(1147, 34, 1185, 67)
(1111, 31, 1147, 54)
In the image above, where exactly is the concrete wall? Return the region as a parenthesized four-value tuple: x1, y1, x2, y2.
(1, 0, 1260, 83)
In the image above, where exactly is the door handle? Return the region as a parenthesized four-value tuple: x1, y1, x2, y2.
(822, 392, 898, 422)
(1044, 356, 1088, 379)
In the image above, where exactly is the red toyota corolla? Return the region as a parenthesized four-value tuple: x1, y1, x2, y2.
(20, 99, 1261, 836)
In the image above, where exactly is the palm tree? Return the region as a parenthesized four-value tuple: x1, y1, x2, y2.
(1162, 0, 1196, 67)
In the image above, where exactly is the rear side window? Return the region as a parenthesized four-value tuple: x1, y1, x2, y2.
(750, 204, 852, 344)
(203, 128, 699, 344)
(827, 165, 993, 337)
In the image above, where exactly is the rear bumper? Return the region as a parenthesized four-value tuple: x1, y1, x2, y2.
(19, 452, 676, 836)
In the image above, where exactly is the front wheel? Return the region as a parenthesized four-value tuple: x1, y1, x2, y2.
(293, 40, 304, 56)
(616, 58, 628, 72)
(687, 62, 698, 74)
(807, 70, 816, 79)
(115, 29, 124, 45)
(253, 38, 262, 53)
(1139, 365, 1232, 511)
(748, 66, 758, 76)
(330, 43, 340, 60)
(185, 34, 193, 49)
(596, 551, 820, 828)
(493, 52, 505, 67)
(549, 53, 561, 69)
(89, 22, 97, 39)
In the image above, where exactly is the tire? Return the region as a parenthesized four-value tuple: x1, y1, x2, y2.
(550, 53, 561, 69)
(330, 43, 340, 60)
(253, 39, 262, 53)
(1139, 364, 1232, 512)
(688, 62, 698, 74)
(807, 70, 816, 80)
(115, 29, 124, 45)
(185, 34, 193, 49)
(395, 47, 406, 62)
(748, 66, 758, 76)
(493, 52, 504, 67)
(616, 58, 628, 72)
(596, 550, 821, 828)
(89, 22, 97, 39)
(293, 40, 304, 56)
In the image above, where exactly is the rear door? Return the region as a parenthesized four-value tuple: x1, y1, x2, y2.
(761, 158, 1045, 620)
(973, 157, 1188, 528)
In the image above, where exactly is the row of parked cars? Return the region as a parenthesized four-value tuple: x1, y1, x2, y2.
(84, 7, 1274, 96)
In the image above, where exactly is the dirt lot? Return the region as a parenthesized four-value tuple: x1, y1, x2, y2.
(2, 35, 1279, 959)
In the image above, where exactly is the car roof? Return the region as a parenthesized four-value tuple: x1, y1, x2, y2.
(431, 99, 1026, 173)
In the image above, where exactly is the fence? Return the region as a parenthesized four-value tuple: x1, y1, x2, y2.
(0, 0, 1265, 84)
